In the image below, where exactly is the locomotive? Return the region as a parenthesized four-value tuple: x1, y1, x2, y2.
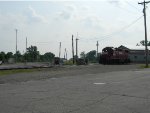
(99, 47, 130, 64)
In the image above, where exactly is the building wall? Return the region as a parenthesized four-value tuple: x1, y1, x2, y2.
(129, 54, 150, 63)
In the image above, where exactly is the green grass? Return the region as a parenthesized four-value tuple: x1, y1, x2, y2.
(0, 68, 42, 76)
(64, 60, 74, 65)
(139, 64, 150, 68)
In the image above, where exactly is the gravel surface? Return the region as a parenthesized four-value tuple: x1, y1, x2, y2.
(0, 64, 139, 84)
(1, 64, 150, 113)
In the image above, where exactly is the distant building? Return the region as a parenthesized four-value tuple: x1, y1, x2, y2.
(118, 45, 150, 63)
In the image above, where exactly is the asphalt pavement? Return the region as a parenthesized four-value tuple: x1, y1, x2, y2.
(0, 64, 150, 113)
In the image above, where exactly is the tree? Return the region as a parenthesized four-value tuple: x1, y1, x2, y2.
(139, 40, 150, 46)
(42, 52, 55, 62)
(80, 51, 86, 59)
(0, 52, 6, 62)
(6, 52, 13, 59)
(14, 51, 22, 62)
(26, 45, 39, 62)
(5, 52, 14, 62)
(86, 50, 96, 62)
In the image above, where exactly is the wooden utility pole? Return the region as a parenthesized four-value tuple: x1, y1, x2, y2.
(26, 37, 27, 53)
(64, 49, 65, 59)
(96, 41, 99, 57)
(65, 48, 67, 60)
(59, 42, 61, 59)
(25, 37, 27, 64)
(66, 50, 67, 60)
(15, 29, 18, 63)
(72, 35, 75, 64)
(64, 48, 67, 59)
(76, 38, 79, 62)
(138, 0, 150, 67)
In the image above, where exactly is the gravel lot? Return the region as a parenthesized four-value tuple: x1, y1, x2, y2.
(1, 64, 150, 113)
(0, 64, 139, 84)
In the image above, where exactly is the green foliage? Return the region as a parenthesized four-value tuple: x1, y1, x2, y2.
(140, 40, 150, 46)
(6, 52, 13, 59)
(14, 51, 22, 62)
(26, 45, 40, 62)
(80, 51, 86, 59)
(64, 60, 73, 65)
(86, 50, 96, 62)
(140, 64, 150, 68)
(40, 52, 55, 62)
(0, 52, 14, 62)
(0, 45, 55, 63)
(0, 69, 41, 76)
(0, 52, 6, 62)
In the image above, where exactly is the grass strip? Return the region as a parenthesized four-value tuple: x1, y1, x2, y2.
(0, 68, 42, 76)
(139, 64, 150, 68)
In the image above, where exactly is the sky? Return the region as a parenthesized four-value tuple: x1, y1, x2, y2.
(0, 0, 150, 58)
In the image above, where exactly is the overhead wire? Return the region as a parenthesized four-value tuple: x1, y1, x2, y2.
(79, 15, 143, 43)
(110, 1, 141, 15)
(115, 5, 140, 14)
(98, 15, 143, 41)
(125, 1, 141, 12)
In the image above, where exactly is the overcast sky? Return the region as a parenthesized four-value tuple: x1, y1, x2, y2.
(0, 0, 150, 58)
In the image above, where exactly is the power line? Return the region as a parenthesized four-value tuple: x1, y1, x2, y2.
(125, 1, 141, 12)
(80, 15, 143, 43)
(100, 15, 143, 40)
(113, 3, 140, 14)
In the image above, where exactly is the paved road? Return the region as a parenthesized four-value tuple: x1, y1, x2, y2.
(0, 64, 150, 113)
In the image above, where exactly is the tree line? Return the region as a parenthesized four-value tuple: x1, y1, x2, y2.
(0, 45, 98, 63)
(80, 50, 98, 63)
(0, 45, 55, 63)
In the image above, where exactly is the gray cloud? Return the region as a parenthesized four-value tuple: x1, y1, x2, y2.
(107, 0, 120, 6)
(56, 4, 76, 20)
(27, 6, 48, 24)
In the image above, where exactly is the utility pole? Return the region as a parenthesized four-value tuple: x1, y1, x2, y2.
(64, 48, 67, 60)
(59, 42, 61, 59)
(25, 37, 27, 64)
(26, 37, 27, 53)
(72, 35, 75, 64)
(76, 38, 79, 63)
(15, 29, 18, 63)
(66, 49, 67, 60)
(96, 41, 99, 57)
(138, 0, 150, 68)
(64, 49, 65, 59)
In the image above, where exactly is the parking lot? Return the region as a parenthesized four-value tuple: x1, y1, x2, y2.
(0, 64, 150, 113)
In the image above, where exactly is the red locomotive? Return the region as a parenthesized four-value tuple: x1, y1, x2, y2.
(99, 47, 130, 64)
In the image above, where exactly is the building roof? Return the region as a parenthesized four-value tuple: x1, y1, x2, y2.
(119, 45, 150, 51)
(118, 45, 130, 50)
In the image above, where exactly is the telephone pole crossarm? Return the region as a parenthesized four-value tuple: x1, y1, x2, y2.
(138, 1, 150, 4)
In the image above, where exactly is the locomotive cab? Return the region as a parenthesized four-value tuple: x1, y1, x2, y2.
(99, 47, 130, 64)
